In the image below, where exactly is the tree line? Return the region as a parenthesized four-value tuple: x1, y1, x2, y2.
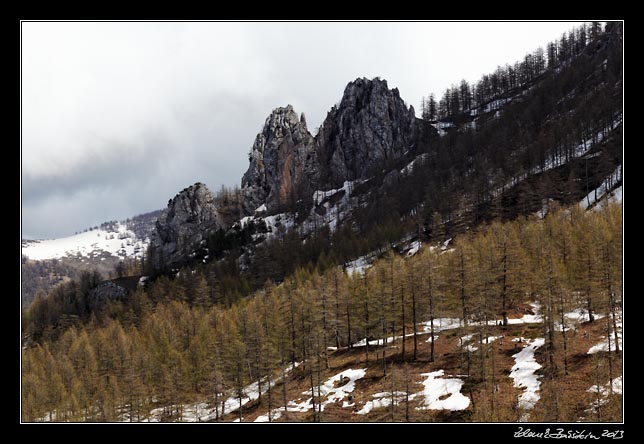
(420, 22, 612, 121)
(403, 21, 622, 237)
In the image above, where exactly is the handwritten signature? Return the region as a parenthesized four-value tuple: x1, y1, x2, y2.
(514, 427, 624, 439)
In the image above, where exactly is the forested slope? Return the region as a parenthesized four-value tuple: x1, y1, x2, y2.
(22, 202, 622, 422)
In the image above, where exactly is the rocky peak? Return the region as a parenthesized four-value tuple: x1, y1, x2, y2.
(149, 182, 221, 269)
(316, 77, 418, 186)
(241, 105, 316, 214)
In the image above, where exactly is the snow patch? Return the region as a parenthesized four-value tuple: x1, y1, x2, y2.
(588, 376, 622, 397)
(345, 256, 373, 277)
(255, 368, 366, 421)
(421, 317, 463, 334)
(400, 154, 428, 176)
(587, 333, 622, 354)
(405, 240, 421, 257)
(356, 392, 406, 415)
(254, 410, 282, 422)
(587, 309, 622, 354)
(415, 370, 470, 411)
(507, 303, 543, 325)
(509, 337, 545, 412)
(461, 334, 503, 352)
(584, 377, 622, 417)
(580, 165, 622, 210)
(136, 361, 302, 422)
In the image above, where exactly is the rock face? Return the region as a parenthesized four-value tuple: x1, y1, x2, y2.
(241, 105, 316, 214)
(149, 182, 221, 269)
(315, 77, 418, 186)
(151, 77, 430, 272)
(241, 78, 423, 213)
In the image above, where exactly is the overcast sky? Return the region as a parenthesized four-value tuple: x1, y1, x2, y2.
(22, 21, 581, 239)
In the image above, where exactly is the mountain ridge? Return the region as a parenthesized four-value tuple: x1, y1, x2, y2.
(21, 209, 161, 305)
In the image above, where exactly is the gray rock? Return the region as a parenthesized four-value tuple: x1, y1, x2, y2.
(241, 105, 316, 214)
(241, 78, 424, 215)
(382, 168, 401, 189)
(151, 77, 434, 272)
(149, 182, 221, 269)
(315, 77, 418, 186)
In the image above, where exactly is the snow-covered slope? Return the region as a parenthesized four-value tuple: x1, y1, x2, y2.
(580, 165, 623, 210)
(22, 222, 148, 261)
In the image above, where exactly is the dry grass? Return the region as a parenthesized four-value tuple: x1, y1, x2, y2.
(215, 312, 622, 423)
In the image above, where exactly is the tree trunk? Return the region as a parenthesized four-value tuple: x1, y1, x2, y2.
(401, 285, 406, 360)
(427, 258, 435, 362)
(546, 257, 557, 378)
(411, 265, 418, 361)
(587, 258, 595, 322)
(559, 288, 568, 375)
(364, 277, 369, 365)
(346, 296, 352, 350)
(334, 272, 341, 349)
(501, 242, 508, 327)
(309, 358, 317, 422)
(322, 288, 329, 369)
(460, 251, 468, 328)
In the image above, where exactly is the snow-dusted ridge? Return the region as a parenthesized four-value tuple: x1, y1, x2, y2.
(22, 222, 148, 261)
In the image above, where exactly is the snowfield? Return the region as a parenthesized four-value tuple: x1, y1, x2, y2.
(22, 222, 147, 261)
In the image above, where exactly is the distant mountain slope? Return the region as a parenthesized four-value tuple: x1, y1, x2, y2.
(22, 223, 146, 261)
(21, 210, 161, 306)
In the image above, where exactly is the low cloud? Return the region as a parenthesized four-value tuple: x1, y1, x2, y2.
(21, 21, 578, 238)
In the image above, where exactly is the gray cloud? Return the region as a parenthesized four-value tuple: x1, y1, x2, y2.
(21, 21, 579, 238)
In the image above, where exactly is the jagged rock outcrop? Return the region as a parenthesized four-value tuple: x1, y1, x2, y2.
(241, 105, 316, 214)
(241, 78, 427, 214)
(152, 77, 432, 272)
(149, 182, 221, 269)
(315, 77, 419, 186)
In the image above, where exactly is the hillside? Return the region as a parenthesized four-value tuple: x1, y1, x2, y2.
(21, 210, 160, 306)
(22, 203, 622, 422)
(141, 22, 622, 290)
(21, 22, 623, 423)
